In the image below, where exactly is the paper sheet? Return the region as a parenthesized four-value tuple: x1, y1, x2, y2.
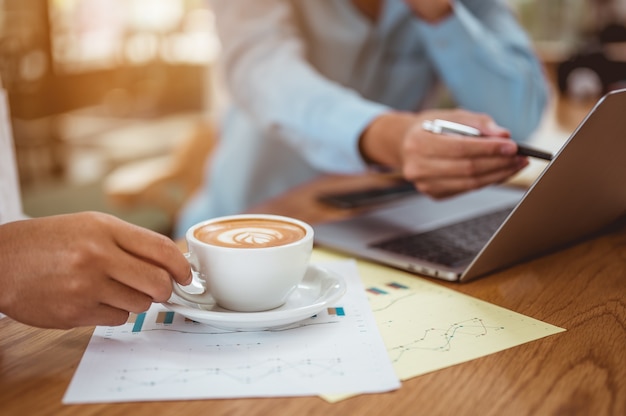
(64, 250, 565, 404)
(313, 249, 565, 386)
(63, 259, 400, 404)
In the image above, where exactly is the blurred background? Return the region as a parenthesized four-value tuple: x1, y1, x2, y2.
(1, 0, 624, 237)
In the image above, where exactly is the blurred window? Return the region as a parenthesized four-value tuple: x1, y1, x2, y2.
(48, 0, 219, 74)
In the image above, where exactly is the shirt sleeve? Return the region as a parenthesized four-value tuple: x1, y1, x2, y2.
(210, 0, 389, 173)
(0, 88, 25, 225)
(415, 0, 549, 140)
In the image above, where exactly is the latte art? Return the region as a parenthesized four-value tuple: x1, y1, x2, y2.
(221, 227, 286, 246)
(194, 218, 306, 248)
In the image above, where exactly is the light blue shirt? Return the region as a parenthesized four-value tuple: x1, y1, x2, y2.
(176, 0, 549, 236)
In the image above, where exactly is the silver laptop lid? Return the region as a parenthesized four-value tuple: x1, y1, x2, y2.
(462, 88, 626, 281)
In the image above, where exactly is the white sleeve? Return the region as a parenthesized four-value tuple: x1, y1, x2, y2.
(209, 0, 388, 172)
(0, 88, 25, 224)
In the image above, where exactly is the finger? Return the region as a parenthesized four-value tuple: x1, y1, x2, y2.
(418, 109, 511, 139)
(98, 276, 154, 314)
(78, 304, 132, 328)
(54, 301, 132, 329)
(480, 121, 510, 138)
(415, 161, 529, 198)
(105, 217, 191, 285)
(104, 247, 179, 303)
(405, 154, 527, 182)
(410, 131, 519, 159)
(452, 114, 510, 138)
(55, 268, 152, 326)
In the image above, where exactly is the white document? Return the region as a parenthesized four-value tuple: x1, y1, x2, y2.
(63, 259, 400, 404)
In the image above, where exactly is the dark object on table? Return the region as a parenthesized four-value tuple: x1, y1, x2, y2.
(317, 181, 417, 209)
(557, 23, 626, 99)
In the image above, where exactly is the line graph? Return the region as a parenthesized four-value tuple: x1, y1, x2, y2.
(114, 355, 346, 390)
(346, 258, 566, 382)
(387, 317, 505, 362)
(76, 305, 386, 400)
(105, 321, 351, 392)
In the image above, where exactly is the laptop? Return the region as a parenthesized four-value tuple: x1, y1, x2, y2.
(314, 89, 626, 282)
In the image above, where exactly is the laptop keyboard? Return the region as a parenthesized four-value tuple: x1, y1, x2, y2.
(369, 208, 512, 267)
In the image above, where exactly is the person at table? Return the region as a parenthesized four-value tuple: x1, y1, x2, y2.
(174, 0, 549, 237)
(0, 83, 192, 330)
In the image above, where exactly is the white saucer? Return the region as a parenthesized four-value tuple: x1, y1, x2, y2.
(162, 264, 347, 331)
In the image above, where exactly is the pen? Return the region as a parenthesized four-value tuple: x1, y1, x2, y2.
(422, 119, 553, 161)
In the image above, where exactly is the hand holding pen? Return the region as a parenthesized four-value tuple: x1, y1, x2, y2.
(358, 110, 537, 199)
(422, 119, 553, 161)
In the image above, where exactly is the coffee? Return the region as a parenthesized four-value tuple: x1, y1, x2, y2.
(194, 218, 306, 248)
(176, 214, 314, 311)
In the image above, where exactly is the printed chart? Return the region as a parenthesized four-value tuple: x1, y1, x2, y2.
(63, 260, 400, 404)
(314, 250, 566, 382)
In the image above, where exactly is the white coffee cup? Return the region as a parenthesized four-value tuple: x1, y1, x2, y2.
(171, 214, 314, 312)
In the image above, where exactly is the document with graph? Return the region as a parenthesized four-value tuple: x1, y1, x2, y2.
(313, 249, 566, 385)
(63, 259, 400, 404)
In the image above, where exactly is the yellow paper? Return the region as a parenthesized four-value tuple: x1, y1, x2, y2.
(313, 248, 565, 401)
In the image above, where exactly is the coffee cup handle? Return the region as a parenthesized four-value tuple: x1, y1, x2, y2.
(170, 253, 214, 305)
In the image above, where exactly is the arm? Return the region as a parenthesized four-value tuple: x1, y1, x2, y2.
(210, 0, 388, 173)
(359, 0, 544, 197)
(411, 0, 549, 139)
(0, 212, 191, 329)
(210, 0, 539, 198)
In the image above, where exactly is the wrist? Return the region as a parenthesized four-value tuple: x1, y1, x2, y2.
(358, 111, 417, 168)
(406, 1, 453, 23)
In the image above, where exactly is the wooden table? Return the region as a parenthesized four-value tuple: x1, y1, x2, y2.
(1, 174, 625, 416)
